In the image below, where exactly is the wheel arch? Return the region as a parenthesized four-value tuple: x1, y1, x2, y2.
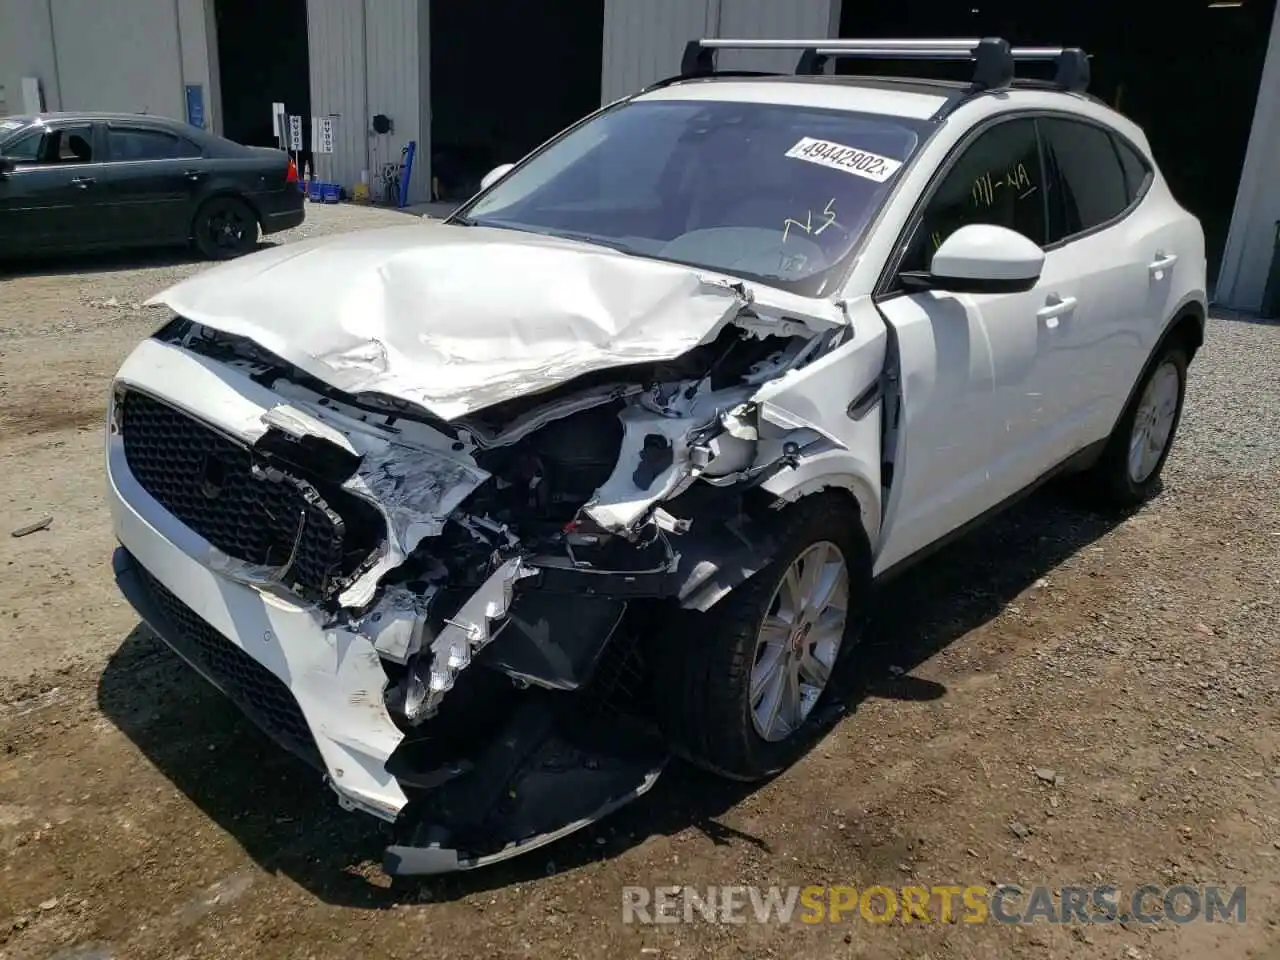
(1104, 298, 1205, 440)
(189, 189, 263, 239)
(1163, 295, 1206, 360)
(676, 483, 874, 613)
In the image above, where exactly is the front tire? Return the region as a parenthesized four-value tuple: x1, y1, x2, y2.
(193, 196, 259, 260)
(1086, 342, 1188, 507)
(654, 494, 870, 781)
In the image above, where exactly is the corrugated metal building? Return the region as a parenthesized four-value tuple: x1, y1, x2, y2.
(0, 0, 839, 202)
(2, 0, 1279, 312)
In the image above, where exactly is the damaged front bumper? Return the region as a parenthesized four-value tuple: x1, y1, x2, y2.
(104, 344, 676, 872)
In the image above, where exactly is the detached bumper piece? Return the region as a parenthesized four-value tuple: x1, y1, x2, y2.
(383, 693, 666, 875)
(383, 565, 669, 875)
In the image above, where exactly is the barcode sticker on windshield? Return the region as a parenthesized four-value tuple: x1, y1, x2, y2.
(785, 137, 903, 183)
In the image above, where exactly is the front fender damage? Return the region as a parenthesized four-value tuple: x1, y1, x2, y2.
(148, 279, 886, 873)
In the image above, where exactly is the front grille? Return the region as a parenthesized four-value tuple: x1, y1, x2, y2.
(138, 565, 323, 770)
(120, 390, 371, 599)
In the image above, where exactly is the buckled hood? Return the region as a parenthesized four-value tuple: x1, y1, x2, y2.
(150, 222, 759, 420)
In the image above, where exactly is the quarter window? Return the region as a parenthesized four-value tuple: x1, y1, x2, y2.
(901, 118, 1046, 274)
(1040, 118, 1129, 242)
(1114, 137, 1152, 204)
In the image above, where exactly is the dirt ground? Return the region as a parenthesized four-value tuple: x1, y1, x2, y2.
(1, 206, 1278, 960)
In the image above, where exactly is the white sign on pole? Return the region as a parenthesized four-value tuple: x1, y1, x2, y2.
(317, 116, 336, 155)
(271, 101, 286, 146)
(288, 115, 303, 152)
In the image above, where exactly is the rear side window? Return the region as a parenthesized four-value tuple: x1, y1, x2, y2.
(107, 127, 201, 161)
(1039, 117, 1129, 242)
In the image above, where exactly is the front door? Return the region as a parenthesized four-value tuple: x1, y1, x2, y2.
(874, 117, 1069, 573)
(0, 122, 103, 254)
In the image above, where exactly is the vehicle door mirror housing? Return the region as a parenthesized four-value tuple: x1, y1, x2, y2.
(0, 156, 15, 176)
(479, 162, 515, 192)
(901, 224, 1046, 294)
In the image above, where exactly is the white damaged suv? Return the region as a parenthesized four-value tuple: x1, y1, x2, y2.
(105, 39, 1205, 873)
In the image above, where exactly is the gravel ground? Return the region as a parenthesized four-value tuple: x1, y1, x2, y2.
(0, 205, 1278, 960)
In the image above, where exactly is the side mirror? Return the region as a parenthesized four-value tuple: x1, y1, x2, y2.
(0, 156, 15, 176)
(901, 223, 1045, 294)
(479, 162, 515, 192)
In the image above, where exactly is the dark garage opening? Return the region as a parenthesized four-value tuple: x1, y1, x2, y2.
(429, 0, 605, 201)
(837, 0, 1277, 281)
(214, 0, 311, 159)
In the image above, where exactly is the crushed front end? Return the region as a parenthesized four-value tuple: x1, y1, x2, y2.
(105, 247, 883, 873)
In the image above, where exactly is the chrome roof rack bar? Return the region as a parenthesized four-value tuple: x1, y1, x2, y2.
(680, 37, 1090, 92)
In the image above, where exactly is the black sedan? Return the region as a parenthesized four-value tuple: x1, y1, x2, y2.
(0, 112, 305, 260)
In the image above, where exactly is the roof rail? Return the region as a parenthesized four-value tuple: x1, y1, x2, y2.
(681, 37, 1090, 93)
(642, 68, 781, 93)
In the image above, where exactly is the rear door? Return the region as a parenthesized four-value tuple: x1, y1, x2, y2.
(0, 121, 104, 254)
(99, 123, 205, 245)
(1036, 116, 1157, 450)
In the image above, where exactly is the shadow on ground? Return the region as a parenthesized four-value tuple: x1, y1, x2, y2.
(0, 241, 280, 279)
(97, 485, 1125, 908)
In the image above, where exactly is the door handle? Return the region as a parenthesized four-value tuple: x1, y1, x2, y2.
(69, 176, 95, 189)
(183, 170, 206, 181)
(1149, 251, 1178, 277)
(1036, 294, 1077, 329)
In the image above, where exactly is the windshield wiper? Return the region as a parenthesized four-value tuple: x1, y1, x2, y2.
(544, 230, 635, 255)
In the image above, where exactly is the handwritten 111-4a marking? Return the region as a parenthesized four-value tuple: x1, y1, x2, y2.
(971, 163, 1036, 208)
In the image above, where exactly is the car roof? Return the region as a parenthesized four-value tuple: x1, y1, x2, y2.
(24, 111, 194, 129)
(632, 73, 1147, 151)
(1, 111, 242, 152)
(634, 75, 958, 121)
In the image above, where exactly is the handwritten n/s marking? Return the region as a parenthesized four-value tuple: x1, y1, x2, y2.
(783, 199, 837, 244)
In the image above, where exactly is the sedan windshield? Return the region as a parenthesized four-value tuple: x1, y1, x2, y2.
(459, 98, 933, 295)
(0, 118, 32, 148)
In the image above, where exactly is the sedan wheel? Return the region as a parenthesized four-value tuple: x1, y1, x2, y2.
(749, 541, 849, 742)
(193, 197, 259, 260)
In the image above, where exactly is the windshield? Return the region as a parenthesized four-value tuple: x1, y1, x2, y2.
(0, 118, 32, 150)
(458, 98, 932, 295)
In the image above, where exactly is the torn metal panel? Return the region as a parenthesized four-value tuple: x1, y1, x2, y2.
(149, 223, 757, 420)
(339, 438, 491, 609)
(582, 380, 755, 533)
(260, 404, 359, 456)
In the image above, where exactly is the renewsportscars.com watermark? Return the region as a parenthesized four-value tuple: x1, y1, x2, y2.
(622, 884, 1247, 926)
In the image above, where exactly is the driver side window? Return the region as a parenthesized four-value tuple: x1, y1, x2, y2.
(900, 118, 1046, 274)
(4, 126, 95, 165)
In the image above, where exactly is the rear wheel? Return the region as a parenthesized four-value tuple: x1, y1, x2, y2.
(1085, 342, 1188, 507)
(654, 495, 869, 780)
(193, 196, 258, 259)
